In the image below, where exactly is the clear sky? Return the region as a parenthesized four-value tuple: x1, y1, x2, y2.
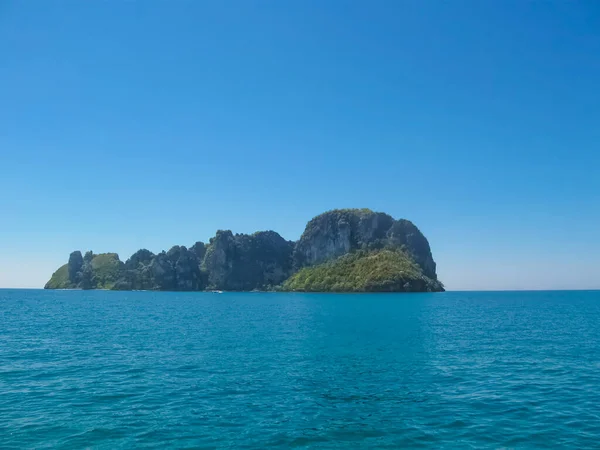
(1, 1, 599, 290)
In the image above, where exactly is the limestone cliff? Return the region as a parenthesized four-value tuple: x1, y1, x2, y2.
(204, 230, 294, 290)
(294, 209, 438, 279)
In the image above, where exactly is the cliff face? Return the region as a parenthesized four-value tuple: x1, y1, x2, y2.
(204, 230, 294, 290)
(114, 246, 206, 291)
(294, 209, 438, 279)
(387, 219, 437, 278)
(293, 209, 393, 267)
(45, 208, 442, 292)
(204, 231, 236, 289)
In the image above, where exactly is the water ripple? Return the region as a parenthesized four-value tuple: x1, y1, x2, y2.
(1, 289, 600, 448)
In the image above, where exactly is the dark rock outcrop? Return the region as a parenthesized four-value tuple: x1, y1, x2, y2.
(115, 247, 205, 291)
(204, 231, 236, 289)
(68, 251, 84, 285)
(204, 230, 294, 290)
(190, 242, 206, 262)
(171, 246, 202, 291)
(125, 249, 155, 270)
(386, 219, 436, 278)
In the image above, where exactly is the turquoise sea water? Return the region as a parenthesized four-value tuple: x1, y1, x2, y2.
(1, 290, 600, 448)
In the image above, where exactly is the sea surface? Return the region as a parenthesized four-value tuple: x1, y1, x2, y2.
(1, 290, 600, 448)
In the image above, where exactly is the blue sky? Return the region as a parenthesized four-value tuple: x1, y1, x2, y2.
(1, 1, 599, 290)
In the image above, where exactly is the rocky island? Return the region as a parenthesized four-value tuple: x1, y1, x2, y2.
(45, 209, 444, 292)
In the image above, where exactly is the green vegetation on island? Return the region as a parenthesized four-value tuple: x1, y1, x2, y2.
(45, 209, 444, 293)
(46, 252, 124, 290)
(284, 249, 443, 292)
(45, 264, 70, 290)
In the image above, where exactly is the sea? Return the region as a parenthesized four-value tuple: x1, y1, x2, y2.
(1, 289, 599, 448)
